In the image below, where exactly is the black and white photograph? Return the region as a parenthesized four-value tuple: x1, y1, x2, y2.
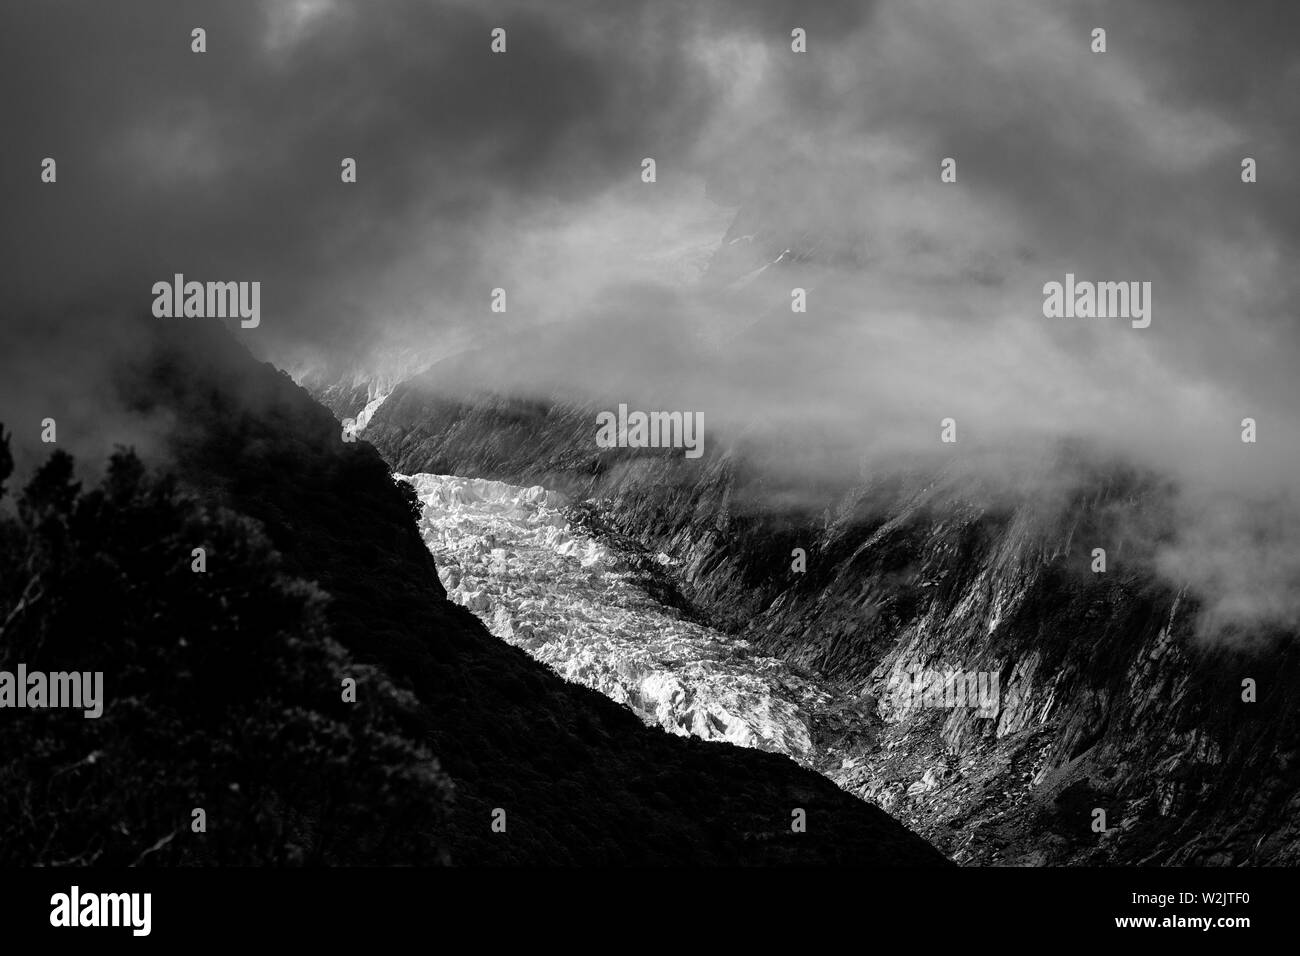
(0, 0, 1295, 940)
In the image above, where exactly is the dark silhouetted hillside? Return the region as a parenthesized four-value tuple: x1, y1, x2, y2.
(1, 316, 948, 867)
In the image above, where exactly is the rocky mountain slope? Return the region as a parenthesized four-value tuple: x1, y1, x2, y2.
(1, 314, 948, 867)
(360, 359, 1300, 866)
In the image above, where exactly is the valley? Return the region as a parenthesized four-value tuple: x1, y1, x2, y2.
(343, 370, 1300, 866)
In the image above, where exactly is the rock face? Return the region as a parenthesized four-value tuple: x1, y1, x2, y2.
(361, 367, 1300, 866)
(96, 316, 950, 867)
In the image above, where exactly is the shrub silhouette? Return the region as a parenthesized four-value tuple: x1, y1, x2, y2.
(0, 433, 452, 866)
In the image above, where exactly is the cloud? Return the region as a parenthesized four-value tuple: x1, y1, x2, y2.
(2, 0, 1299, 639)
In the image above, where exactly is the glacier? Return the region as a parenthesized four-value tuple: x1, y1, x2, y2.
(398, 472, 839, 760)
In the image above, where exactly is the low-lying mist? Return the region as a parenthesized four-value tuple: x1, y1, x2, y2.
(3, 0, 1297, 643)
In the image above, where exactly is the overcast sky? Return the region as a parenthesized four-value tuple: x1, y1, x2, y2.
(2, 1, 1295, 359)
(2, 0, 1298, 638)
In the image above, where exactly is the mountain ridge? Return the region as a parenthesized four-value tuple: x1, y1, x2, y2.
(357, 360, 1300, 865)
(0, 314, 948, 866)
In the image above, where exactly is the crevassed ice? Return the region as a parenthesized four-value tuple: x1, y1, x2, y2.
(397, 472, 828, 760)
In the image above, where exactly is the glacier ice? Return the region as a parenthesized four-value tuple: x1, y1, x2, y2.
(397, 472, 831, 760)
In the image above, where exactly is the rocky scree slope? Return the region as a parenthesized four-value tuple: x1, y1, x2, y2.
(361, 362, 1300, 866)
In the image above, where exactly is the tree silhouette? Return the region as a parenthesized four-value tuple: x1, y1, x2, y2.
(0, 428, 453, 866)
